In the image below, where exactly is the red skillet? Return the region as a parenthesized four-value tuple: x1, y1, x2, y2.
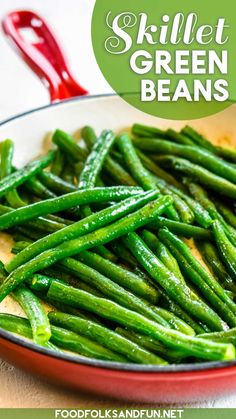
(1, 10, 236, 403)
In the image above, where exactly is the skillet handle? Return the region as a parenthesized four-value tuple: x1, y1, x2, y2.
(2, 10, 88, 102)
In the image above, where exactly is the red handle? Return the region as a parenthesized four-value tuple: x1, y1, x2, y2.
(2, 10, 88, 102)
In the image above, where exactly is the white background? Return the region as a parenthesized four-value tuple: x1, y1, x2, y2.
(0, 0, 235, 408)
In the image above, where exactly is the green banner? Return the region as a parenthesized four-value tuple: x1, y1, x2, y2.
(92, 0, 236, 120)
(0, 409, 236, 419)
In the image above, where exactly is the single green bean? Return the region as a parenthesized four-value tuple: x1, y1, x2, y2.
(214, 199, 236, 229)
(78, 130, 116, 261)
(0, 187, 142, 230)
(0, 140, 26, 207)
(0, 313, 58, 351)
(79, 130, 115, 188)
(117, 133, 157, 190)
(39, 171, 77, 194)
(199, 328, 236, 345)
(81, 126, 97, 149)
(51, 148, 65, 176)
(116, 133, 180, 221)
(212, 220, 236, 281)
(0, 151, 55, 198)
(24, 176, 56, 199)
(131, 123, 166, 138)
(12, 285, 51, 344)
(149, 217, 212, 240)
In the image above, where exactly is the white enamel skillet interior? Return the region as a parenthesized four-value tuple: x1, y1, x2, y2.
(0, 93, 235, 373)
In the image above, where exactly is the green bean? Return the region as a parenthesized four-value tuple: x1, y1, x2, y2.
(136, 149, 184, 190)
(0, 187, 141, 230)
(116, 328, 184, 362)
(47, 281, 235, 361)
(181, 126, 216, 152)
(29, 272, 104, 300)
(212, 220, 236, 281)
(24, 176, 56, 199)
(47, 298, 104, 325)
(149, 217, 212, 240)
(81, 126, 97, 149)
(138, 139, 236, 184)
(53, 129, 136, 186)
(152, 177, 194, 224)
(39, 171, 77, 194)
(158, 228, 236, 326)
(79, 130, 115, 188)
(131, 123, 165, 138)
(0, 150, 55, 198)
(2, 195, 172, 297)
(12, 285, 51, 344)
(165, 129, 194, 145)
(117, 133, 157, 190)
(109, 241, 138, 267)
(163, 181, 212, 228)
(78, 130, 116, 261)
(140, 230, 184, 283)
(157, 288, 206, 334)
(117, 133, 181, 221)
(0, 202, 67, 236)
(77, 250, 159, 304)
(61, 161, 76, 185)
(150, 305, 195, 336)
(155, 155, 236, 199)
(199, 328, 236, 345)
(74, 161, 84, 180)
(56, 256, 171, 327)
(50, 324, 128, 362)
(181, 126, 236, 162)
(61, 255, 194, 335)
(49, 311, 167, 364)
(214, 199, 236, 229)
(215, 147, 236, 163)
(52, 129, 88, 161)
(46, 214, 73, 226)
(196, 241, 236, 294)
(123, 232, 225, 331)
(187, 182, 236, 245)
(0, 140, 26, 207)
(0, 262, 51, 344)
(51, 149, 65, 176)
(0, 313, 58, 351)
(7, 190, 160, 272)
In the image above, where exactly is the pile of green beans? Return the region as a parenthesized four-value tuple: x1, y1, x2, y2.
(0, 123, 235, 365)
